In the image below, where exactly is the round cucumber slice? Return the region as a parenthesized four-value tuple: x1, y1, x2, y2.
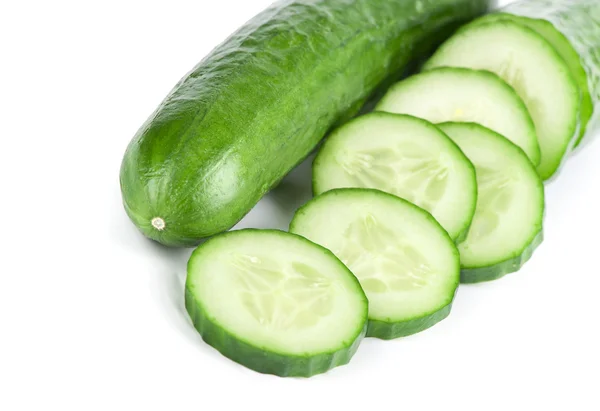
(438, 123, 545, 283)
(313, 113, 477, 243)
(376, 67, 540, 166)
(290, 189, 460, 339)
(424, 21, 580, 180)
(185, 229, 368, 377)
(471, 13, 593, 146)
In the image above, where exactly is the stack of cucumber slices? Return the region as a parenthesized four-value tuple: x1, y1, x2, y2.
(185, 3, 599, 377)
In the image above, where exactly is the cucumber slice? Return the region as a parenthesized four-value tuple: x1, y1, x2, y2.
(376, 67, 540, 166)
(438, 123, 544, 283)
(472, 12, 593, 146)
(290, 189, 460, 339)
(424, 21, 580, 180)
(313, 113, 477, 242)
(500, 0, 600, 144)
(185, 229, 368, 377)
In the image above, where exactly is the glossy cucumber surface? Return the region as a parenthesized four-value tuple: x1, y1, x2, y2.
(120, 0, 492, 246)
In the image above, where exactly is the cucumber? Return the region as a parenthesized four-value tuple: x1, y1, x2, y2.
(290, 189, 460, 339)
(498, 0, 600, 146)
(375, 67, 540, 165)
(119, 0, 493, 247)
(424, 20, 580, 180)
(437, 123, 544, 283)
(471, 12, 594, 145)
(185, 229, 368, 377)
(312, 113, 477, 242)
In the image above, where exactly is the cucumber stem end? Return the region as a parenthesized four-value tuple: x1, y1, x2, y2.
(151, 217, 166, 231)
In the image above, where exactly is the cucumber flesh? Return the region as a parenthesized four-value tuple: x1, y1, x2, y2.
(185, 229, 368, 377)
(376, 67, 540, 166)
(424, 21, 580, 180)
(290, 189, 460, 339)
(472, 12, 593, 145)
(313, 113, 477, 242)
(438, 123, 544, 283)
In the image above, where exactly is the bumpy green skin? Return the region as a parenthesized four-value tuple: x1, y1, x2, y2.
(120, 0, 492, 247)
(185, 229, 369, 377)
(367, 301, 454, 340)
(460, 231, 544, 284)
(499, 0, 600, 145)
(471, 12, 593, 145)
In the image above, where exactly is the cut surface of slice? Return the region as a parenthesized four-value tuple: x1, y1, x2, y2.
(290, 188, 460, 339)
(438, 122, 544, 283)
(313, 113, 477, 242)
(185, 229, 368, 377)
(376, 67, 540, 165)
(472, 12, 593, 145)
(424, 21, 580, 179)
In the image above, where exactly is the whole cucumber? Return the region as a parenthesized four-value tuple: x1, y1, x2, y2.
(120, 0, 492, 247)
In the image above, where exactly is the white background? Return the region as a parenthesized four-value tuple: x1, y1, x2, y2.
(1, 0, 599, 410)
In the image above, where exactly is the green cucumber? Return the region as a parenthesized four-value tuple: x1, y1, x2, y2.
(498, 0, 600, 146)
(313, 113, 477, 242)
(185, 229, 368, 377)
(424, 20, 580, 180)
(376, 67, 540, 165)
(119, 0, 493, 247)
(438, 123, 544, 283)
(471, 12, 593, 145)
(290, 189, 460, 339)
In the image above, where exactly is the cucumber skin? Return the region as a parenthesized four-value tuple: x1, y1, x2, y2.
(185, 229, 369, 377)
(119, 0, 493, 247)
(367, 301, 453, 339)
(460, 230, 543, 284)
(499, 0, 600, 145)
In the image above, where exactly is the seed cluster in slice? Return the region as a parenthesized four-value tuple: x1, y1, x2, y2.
(424, 21, 580, 179)
(376, 67, 540, 166)
(290, 188, 460, 339)
(313, 113, 477, 242)
(185, 229, 368, 377)
(438, 122, 544, 283)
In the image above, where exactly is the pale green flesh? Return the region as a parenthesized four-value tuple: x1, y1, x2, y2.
(290, 189, 459, 325)
(313, 113, 477, 242)
(187, 230, 366, 354)
(438, 123, 544, 269)
(425, 21, 579, 180)
(376, 67, 540, 166)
